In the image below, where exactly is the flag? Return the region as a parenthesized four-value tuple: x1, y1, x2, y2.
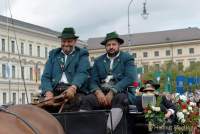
(137, 67, 144, 87)
(154, 71, 161, 83)
(137, 67, 144, 75)
(187, 77, 195, 92)
(176, 76, 185, 95)
(33, 63, 39, 83)
(36, 63, 38, 82)
(187, 77, 194, 86)
(5, 62, 12, 79)
(164, 71, 172, 93)
(197, 77, 200, 86)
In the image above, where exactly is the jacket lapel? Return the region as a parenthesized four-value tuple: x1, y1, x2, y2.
(57, 52, 65, 71)
(103, 56, 110, 74)
(112, 57, 120, 71)
(64, 51, 76, 69)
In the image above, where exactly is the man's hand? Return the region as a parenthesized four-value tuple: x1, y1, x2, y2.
(95, 89, 107, 106)
(105, 90, 114, 106)
(63, 85, 77, 99)
(165, 110, 172, 119)
(44, 91, 54, 105)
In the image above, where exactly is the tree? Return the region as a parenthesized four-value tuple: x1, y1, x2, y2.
(141, 61, 200, 93)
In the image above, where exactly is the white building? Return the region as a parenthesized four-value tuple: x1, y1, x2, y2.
(0, 15, 86, 105)
(0, 15, 61, 105)
(87, 27, 200, 72)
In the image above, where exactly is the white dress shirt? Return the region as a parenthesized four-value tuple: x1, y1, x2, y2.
(104, 52, 120, 83)
(107, 52, 120, 70)
(59, 48, 74, 83)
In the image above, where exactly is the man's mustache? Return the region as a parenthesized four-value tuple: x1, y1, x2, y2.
(108, 49, 115, 52)
(62, 45, 73, 48)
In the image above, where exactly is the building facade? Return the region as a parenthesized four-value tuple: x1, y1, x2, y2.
(0, 15, 87, 105)
(1, 14, 200, 104)
(0, 15, 61, 105)
(87, 28, 200, 73)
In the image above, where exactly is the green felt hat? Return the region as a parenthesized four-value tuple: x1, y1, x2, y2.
(101, 31, 124, 45)
(58, 27, 79, 39)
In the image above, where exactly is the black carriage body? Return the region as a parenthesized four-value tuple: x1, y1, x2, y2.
(52, 110, 167, 134)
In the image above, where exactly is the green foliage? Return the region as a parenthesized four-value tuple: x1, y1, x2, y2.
(141, 61, 200, 92)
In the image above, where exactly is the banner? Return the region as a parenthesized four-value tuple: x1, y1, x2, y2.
(137, 67, 144, 75)
(197, 77, 200, 86)
(176, 76, 185, 95)
(137, 67, 144, 87)
(164, 72, 172, 93)
(188, 77, 195, 86)
(33, 63, 40, 83)
(154, 71, 161, 83)
(5, 62, 12, 79)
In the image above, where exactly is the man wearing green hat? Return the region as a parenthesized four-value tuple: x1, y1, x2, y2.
(40, 27, 90, 111)
(81, 31, 137, 132)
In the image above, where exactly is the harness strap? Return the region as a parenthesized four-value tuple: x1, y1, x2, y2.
(0, 107, 40, 134)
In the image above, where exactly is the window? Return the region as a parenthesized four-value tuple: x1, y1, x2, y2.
(178, 62, 183, 71)
(13, 93, 16, 104)
(167, 63, 171, 70)
(21, 66, 24, 79)
(189, 48, 194, 54)
(155, 64, 160, 71)
(177, 49, 182, 55)
(166, 50, 170, 56)
(21, 42, 24, 54)
(29, 44, 32, 56)
(11, 41, 15, 53)
(190, 61, 195, 67)
(37, 46, 40, 57)
(132, 53, 137, 58)
(2, 39, 5, 52)
(3, 92, 7, 104)
(2, 64, 6, 78)
(143, 52, 148, 58)
(154, 51, 159, 57)
(37, 68, 41, 81)
(12, 65, 15, 78)
(22, 93, 25, 104)
(30, 93, 34, 102)
(45, 47, 48, 58)
(143, 65, 149, 72)
(30, 67, 33, 80)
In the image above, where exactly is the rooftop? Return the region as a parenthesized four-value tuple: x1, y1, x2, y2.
(0, 15, 87, 47)
(87, 27, 200, 50)
(0, 15, 60, 36)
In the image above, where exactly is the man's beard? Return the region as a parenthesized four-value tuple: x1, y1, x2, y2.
(107, 50, 119, 57)
(62, 45, 73, 55)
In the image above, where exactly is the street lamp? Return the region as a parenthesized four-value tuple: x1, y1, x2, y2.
(128, 0, 133, 53)
(141, 0, 149, 19)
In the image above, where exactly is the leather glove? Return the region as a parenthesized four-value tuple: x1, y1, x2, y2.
(95, 89, 107, 106)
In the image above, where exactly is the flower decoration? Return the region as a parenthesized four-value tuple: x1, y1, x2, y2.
(175, 94, 199, 133)
(144, 104, 165, 131)
(132, 81, 139, 88)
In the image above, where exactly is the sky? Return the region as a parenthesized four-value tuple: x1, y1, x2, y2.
(0, 0, 200, 40)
